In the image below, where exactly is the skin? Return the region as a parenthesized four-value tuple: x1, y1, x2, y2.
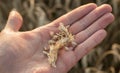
(0, 3, 114, 73)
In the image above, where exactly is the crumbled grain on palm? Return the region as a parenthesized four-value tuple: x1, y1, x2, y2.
(43, 23, 77, 67)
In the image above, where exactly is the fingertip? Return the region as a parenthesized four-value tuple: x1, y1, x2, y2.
(98, 29, 107, 38)
(9, 10, 23, 22)
(109, 13, 115, 22)
(93, 29, 107, 44)
(87, 3, 97, 8)
(5, 10, 23, 31)
(104, 13, 115, 24)
(100, 4, 112, 12)
(80, 3, 97, 11)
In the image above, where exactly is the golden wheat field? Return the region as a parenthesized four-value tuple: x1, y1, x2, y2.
(0, 0, 120, 73)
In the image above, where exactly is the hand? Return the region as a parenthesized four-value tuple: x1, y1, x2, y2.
(0, 3, 114, 73)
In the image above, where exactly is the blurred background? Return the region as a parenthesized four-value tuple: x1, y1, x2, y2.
(0, 0, 120, 73)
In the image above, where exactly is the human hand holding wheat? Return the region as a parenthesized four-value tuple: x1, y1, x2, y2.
(0, 3, 114, 73)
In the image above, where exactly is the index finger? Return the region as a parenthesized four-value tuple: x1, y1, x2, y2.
(49, 3, 97, 27)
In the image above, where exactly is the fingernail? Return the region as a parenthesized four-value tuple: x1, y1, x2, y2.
(9, 9, 17, 17)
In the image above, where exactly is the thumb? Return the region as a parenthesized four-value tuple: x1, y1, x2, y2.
(4, 10, 23, 32)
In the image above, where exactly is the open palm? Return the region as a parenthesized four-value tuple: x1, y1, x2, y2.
(0, 3, 114, 73)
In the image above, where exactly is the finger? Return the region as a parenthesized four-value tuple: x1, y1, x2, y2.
(4, 10, 23, 32)
(74, 29, 107, 61)
(33, 3, 97, 40)
(49, 3, 97, 27)
(75, 13, 114, 44)
(69, 4, 112, 34)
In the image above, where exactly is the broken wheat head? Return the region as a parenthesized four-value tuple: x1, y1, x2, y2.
(43, 23, 77, 68)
